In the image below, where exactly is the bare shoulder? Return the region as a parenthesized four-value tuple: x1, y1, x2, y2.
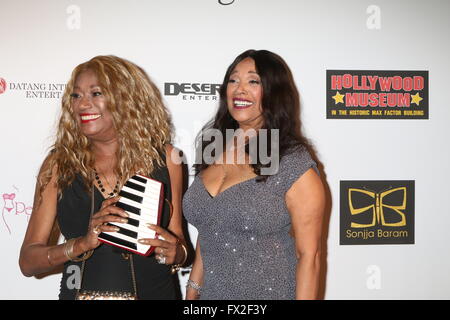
(164, 144, 183, 183)
(22, 152, 60, 248)
(164, 144, 183, 168)
(38, 151, 58, 177)
(35, 152, 59, 195)
(285, 167, 325, 212)
(33, 153, 59, 207)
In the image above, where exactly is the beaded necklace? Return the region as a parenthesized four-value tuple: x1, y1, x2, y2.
(94, 168, 120, 198)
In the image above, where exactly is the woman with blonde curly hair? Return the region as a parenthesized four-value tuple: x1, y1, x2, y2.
(19, 55, 187, 299)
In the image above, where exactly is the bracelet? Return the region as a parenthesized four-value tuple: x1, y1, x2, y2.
(186, 279, 202, 293)
(74, 249, 94, 262)
(170, 242, 188, 274)
(64, 238, 94, 262)
(64, 238, 76, 261)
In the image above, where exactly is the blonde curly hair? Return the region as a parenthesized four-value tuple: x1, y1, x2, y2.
(38, 55, 172, 198)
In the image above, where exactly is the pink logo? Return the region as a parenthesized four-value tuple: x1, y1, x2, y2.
(0, 78, 6, 94)
(2, 190, 32, 235)
(3, 193, 15, 212)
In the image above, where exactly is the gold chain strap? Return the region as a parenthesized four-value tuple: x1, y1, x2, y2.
(75, 186, 96, 299)
(122, 253, 138, 297)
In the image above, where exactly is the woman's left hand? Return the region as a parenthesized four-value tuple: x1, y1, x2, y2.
(138, 224, 182, 265)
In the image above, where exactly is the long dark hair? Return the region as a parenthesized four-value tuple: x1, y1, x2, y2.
(194, 49, 310, 179)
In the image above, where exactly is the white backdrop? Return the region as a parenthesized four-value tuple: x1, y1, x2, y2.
(1, 0, 449, 299)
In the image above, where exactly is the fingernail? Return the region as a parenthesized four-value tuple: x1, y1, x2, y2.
(121, 219, 128, 223)
(138, 239, 146, 244)
(113, 227, 120, 232)
(146, 223, 156, 229)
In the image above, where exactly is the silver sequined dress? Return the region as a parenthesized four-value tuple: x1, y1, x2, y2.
(183, 146, 317, 300)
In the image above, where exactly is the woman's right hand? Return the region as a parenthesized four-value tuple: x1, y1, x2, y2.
(80, 196, 129, 251)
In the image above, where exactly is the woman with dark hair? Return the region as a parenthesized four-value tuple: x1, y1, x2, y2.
(183, 49, 325, 300)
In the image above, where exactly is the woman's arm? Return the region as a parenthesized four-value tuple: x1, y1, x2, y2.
(165, 145, 187, 264)
(139, 145, 187, 265)
(19, 157, 127, 277)
(185, 238, 204, 300)
(285, 167, 325, 300)
(19, 158, 67, 276)
(165, 145, 184, 240)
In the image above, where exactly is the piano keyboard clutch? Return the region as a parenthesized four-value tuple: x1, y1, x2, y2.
(98, 174, 164, 256)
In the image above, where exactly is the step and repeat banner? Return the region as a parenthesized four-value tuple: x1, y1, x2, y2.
(1, 0, 449, 299)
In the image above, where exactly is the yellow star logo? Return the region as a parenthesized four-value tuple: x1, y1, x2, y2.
(411, 92, 423, 106)
(332, 91, 345, 104)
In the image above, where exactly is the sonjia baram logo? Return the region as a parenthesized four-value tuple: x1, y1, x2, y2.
(340, 180, 415, 245)
(327, 70, 428, 119)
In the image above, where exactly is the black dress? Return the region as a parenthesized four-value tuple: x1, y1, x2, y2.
(57, 161, 180, 300)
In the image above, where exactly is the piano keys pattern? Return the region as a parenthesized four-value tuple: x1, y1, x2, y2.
(98, 174, 164, 256)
